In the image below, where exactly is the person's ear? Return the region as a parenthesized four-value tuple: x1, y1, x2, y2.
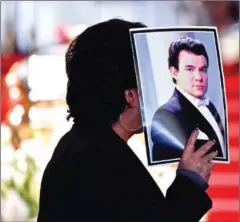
(170, 66, 179, 82)
(124, 89, 138, 108)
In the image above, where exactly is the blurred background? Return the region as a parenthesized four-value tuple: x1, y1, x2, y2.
(1, 1, 239, 221)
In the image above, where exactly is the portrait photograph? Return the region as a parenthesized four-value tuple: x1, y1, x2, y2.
(130, 27, 230, 165)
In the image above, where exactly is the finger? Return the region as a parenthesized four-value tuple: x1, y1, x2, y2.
(200, 162, 214, 182)
(204, 162, 215, 171)
(201, 162, 214, 177)
(209, 162, 215, 170)
(205, 173, 211, 182)
(183, 128, 199, 157)
(202, 150, 218, 163)
(194, 139, 215, 158)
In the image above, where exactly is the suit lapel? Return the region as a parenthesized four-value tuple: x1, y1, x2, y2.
(173, 89, 221, 147)
(207, 101, 225, 137)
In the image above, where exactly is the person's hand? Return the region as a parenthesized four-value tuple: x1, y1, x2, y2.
(178, 128, 218, 183)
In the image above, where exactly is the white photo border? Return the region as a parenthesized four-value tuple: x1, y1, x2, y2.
(129, 27, 230, 166)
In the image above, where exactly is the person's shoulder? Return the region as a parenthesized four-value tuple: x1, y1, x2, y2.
(153, 96, 182, 119)
(151, 95, 185, 138)
(50, 126, 96, 163)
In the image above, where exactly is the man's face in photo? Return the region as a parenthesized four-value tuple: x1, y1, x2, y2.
(172, 50, 208, 99)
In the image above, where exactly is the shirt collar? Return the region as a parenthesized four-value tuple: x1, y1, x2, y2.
(175, 85, 209, 107)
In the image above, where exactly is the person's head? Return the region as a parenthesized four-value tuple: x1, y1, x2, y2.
(65, 18, 146, 135)
(168, 36, 209, 99)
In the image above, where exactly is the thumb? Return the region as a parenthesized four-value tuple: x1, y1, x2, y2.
(182, 128, 199, 158)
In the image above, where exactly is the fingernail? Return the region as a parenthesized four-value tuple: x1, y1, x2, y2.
(196, 127, 199, 132)
(212, 139, 216, 144)
(215, 150, 218, 155)
(208, 140, 213, 145)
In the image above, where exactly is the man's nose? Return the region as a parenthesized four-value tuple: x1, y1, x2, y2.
(193, 71, 203, 81)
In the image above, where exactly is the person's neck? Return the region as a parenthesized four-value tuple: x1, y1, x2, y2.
(112, 120, 134, 143)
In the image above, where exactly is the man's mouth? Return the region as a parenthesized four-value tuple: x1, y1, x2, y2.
(194, 85, 204, 89)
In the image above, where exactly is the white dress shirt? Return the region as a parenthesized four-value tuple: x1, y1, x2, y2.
(175, 85, 225, 157)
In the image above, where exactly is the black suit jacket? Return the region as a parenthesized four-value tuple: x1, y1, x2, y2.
(151, 89, 224, 162)
(37, 122, 212, 221)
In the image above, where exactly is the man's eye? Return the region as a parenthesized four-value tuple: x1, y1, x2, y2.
(200, 68, 207, 72)
(186, 68, 193, 71)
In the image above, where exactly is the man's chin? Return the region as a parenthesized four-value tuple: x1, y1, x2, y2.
(194, 93, 205, 99)
(192, 89, 206, 98)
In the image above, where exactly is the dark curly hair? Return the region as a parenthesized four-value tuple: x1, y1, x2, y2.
(168, 36, 209, 83)
(65, 18, 146, 125)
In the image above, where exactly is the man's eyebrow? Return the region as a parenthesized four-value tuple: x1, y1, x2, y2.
(184, 65, 195, 68)
(184, 65, 208, 69)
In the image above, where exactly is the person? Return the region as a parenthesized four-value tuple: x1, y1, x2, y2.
(151, 36, 225, 162)
(37, 19, 217, 221)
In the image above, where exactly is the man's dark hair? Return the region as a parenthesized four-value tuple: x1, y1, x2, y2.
(168, 36, 209, 83)
(65, 18, 146, 125)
